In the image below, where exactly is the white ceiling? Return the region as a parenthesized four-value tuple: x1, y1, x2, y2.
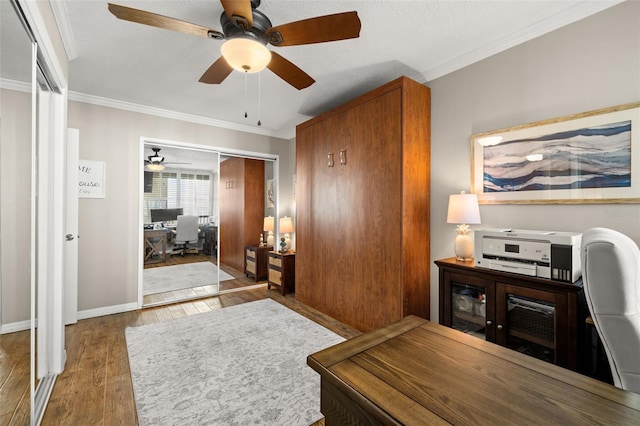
(1, 0, 623, 143)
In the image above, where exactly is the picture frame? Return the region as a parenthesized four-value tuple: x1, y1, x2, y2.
(471, 102, 640, 204)
(78, 159, 106, 199)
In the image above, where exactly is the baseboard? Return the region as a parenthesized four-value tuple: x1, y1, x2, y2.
(77, 302, 138, 320)
(1, 319, 32, 334)
(1, 303, 139, 333)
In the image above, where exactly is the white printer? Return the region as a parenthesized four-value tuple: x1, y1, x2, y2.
(474, 228, 582, 283)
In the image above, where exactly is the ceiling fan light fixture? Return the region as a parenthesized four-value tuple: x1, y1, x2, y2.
(221, 37, 271, 73)
(147, 163, 165, 171)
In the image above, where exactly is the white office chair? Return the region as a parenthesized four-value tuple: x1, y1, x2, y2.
(172, 215, 200, 256)
(581, 227, 640, 394)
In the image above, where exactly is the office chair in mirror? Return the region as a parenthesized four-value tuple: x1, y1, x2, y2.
(172, 215, 201, 256)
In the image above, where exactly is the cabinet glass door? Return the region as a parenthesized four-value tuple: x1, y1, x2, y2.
(450, 282, 488, 339)
(498, 284, 558, 364)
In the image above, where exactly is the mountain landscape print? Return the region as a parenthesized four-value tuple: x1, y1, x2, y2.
(483, 120, 631, 193)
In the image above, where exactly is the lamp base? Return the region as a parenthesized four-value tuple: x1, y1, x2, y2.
(455, 256, 474, 262)
(454, 233, 474, 262)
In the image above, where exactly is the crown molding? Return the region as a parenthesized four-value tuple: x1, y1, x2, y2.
(423, 0, 625, 82)
(67, 90, 291, 139)
(0, 78, 31, 92)
(1, 78, 292, 139)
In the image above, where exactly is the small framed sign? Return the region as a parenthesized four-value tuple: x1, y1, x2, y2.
(78, 160, 105, 198)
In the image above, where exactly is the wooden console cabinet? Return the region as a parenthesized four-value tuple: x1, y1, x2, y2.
(296, 76, 431, 332)
(244, 245, 272, 281)
(436, 257, 586, 370)
(267, 252, 295, 295)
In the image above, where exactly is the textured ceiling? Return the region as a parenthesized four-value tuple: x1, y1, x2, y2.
(1, 0, 623, 142)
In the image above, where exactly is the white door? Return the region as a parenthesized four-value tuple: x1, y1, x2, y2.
(64, 129, 79, 325)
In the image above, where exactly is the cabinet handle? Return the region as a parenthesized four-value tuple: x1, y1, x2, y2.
(327, 152, 334, 167)
(486, 320, 493, 326)
(339, 149, 347, 165)
(497, 324, 504, 330)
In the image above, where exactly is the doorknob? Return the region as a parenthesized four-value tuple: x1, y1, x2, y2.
(66, 234, 75, 241)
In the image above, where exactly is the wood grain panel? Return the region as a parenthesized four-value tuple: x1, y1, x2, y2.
(296, 76, 430, 332)
(242, 159, 266, 251)
(309, 317, 640, 425)
(220, 158, 265, 272)
(220, 157, 243, 271)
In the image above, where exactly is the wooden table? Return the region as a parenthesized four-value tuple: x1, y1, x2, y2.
(143, 228, 170, 264)
(307, 316, 640, 425)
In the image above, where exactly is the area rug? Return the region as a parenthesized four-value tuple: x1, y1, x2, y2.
(125, 299, 345, 425)
(143, 261, 234, 295)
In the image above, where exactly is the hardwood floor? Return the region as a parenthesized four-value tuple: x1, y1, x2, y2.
(1, 280, 360, 425)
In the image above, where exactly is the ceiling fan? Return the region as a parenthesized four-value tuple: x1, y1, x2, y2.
(145, 148, 190, 171)
(107, 0, 361, 90)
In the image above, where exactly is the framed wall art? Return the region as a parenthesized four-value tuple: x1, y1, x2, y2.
(78, 159, 106, 199)
(471, 102, 640, 204)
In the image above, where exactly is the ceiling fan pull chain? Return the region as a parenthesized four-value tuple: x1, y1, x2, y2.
(257, 72, 262, 127)
(244, 71, 248, 118)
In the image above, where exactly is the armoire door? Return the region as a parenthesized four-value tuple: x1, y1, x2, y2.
(296, 116, 335, 311)
(297, 88, 404, 330)
(350, 89, 403, 328)
(220, 157, 265, 273)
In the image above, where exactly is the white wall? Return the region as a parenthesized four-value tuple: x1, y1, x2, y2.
(67, 101, 295, 313)
(428, 1, 640, 320)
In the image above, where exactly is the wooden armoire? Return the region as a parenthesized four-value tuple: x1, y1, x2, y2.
(219, 157, 265, 272)
(295, 76, 430, 332)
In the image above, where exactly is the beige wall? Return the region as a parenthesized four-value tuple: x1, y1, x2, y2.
(0, 88, 32, 324)
(428, 1, 640, 319)
(67, 101, 295, 313)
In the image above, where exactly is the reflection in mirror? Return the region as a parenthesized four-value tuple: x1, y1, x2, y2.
(141, 143, 277, 307)
(141, 144, 222, 307)
(0, 0, 36, 422)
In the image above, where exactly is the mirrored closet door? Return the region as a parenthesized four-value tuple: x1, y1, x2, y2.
(2, 0, 66, 422)
(142, 143, 222, 306)
(140, 142, 278, 307)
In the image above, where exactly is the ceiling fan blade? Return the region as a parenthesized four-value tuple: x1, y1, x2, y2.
(107, 3, 224, 39)
(199, 56, 234, 84)
(220, 0, 253, 29)
(267, 51, 315, 90)
(266, 11, 361, 47)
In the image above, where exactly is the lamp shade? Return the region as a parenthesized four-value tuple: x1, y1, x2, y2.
(447, 191, 481, 224)
(263, 216, 274, 231)
(221, 38, 271, 73)
(279, 216, 294, 233)
(147, 163, 164, 171)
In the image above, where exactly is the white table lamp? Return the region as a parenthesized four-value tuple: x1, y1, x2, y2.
(446, 191, 481, 261)
(279, 216, 294, 252)
(263, 216, 274, 246)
